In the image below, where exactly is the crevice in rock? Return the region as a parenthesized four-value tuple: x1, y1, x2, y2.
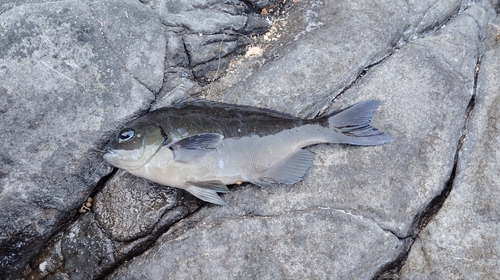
(87, 168, 119, 199)
(96, 205, 202, 279)
(319, 2, 478, 119)
(404, 2, 462, 43)
(181, 37, 197, 81)
(147, 27, 170, 111)
(409, 54, 479, 236)
(315, 51, 394, 118)
(22, 167, 119, 278)
(421, 4, 460, 38)
(372, 54, 481, 280)
(45, 167, 118, 244)
(380, 228, 407, 241)
(85, 1, 156, 94)
(373, 237, 413, 280)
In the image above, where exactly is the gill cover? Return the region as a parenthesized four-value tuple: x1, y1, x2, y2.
(104, 123, 167, 170)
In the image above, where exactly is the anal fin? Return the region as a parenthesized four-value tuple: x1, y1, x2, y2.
(253, 149, 315, 187)
(185, 180, 229, 206)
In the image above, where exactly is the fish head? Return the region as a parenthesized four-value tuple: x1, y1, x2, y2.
(103, 122, 167, 170)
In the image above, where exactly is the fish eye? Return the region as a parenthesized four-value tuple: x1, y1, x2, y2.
(118, 128, 135, 142)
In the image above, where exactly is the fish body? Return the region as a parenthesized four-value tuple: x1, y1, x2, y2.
(104, 100, 392, 205)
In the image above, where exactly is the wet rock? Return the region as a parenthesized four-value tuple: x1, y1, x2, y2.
(27, 177, 198, 279)
(29, 213, 116, 280)
(0, 0, 162, 276)
(93, 170, 178, 242)
(400, 15, 500, 279)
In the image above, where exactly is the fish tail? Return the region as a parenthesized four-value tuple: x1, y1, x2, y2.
(324, 100, 393, 145)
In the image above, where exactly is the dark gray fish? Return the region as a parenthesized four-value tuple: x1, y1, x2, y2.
(103, 100, 392, 205)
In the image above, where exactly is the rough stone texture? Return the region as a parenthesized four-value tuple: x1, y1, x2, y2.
(322, 4, 488, 238)
(87, 0, 166, 92)
(245, 0, 280, 10)
(109, 208, 403, 279)
(0, 0, 268, 278)
(109, 0, 498, 279)
(207, 0, 409, 117)
(400, 19, 500, 279)
(29, 214, 116, 280)
(0, 0, 161, 276)
(205, 0, 487, 238)
(1, 0, 500, 279)
(404, 0, 465, 39)
(93, 170, 179, 242)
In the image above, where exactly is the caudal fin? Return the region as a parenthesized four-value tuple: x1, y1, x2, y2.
(326, 100, 393, 145)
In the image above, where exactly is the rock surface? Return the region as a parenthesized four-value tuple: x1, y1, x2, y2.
(0, 0, 161, 276)
(1, 0, 499, 279)
(400, 17, 500, 279)
(0, 0, 268, 278)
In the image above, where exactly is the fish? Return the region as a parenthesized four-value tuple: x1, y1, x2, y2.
(103, 100, 392, 205)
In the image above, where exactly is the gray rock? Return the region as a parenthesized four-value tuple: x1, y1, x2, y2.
(159, 1, 248, 34)
(109, 208, 403, 279)
(206, 0, 487, 118)
(404, 0, 464, 39)
(2, 0, 500, 279)
(26, 167, 200, 279)
(183, 34, 239, 67)
(108, 1, 495, 279)
(0, 0, 163, 276)
(245, 0, 280, 10)
(202, 0, 488, 238)
(29, 213, 116, 280)
(399, 16, 500, 279)
(86, 0, 166, 92)
(205, 0, 408, 117)
(165, 32, 190, 68)
(93, 170, 179, 242)
(324, 3, 490, 238)
(0, 0, 270, 278)
(152, 73, 201, 109)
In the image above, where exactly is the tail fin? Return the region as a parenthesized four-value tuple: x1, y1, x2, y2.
(326, 100, 393, 145)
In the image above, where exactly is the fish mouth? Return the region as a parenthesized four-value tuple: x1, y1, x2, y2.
(102, 149, 115, 163)
(103, 146, 112, 153)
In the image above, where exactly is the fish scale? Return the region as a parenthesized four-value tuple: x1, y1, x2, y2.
(104, 100, 392, 205)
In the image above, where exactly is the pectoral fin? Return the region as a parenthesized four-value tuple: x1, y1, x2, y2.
(253, 149, 315, 187)
(185, 180, 229, 205)
(169, 133, 223, 162)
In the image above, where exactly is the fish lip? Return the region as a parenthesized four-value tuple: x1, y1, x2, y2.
(103, 146, 116, 158)
(103, 145, 113, 153)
